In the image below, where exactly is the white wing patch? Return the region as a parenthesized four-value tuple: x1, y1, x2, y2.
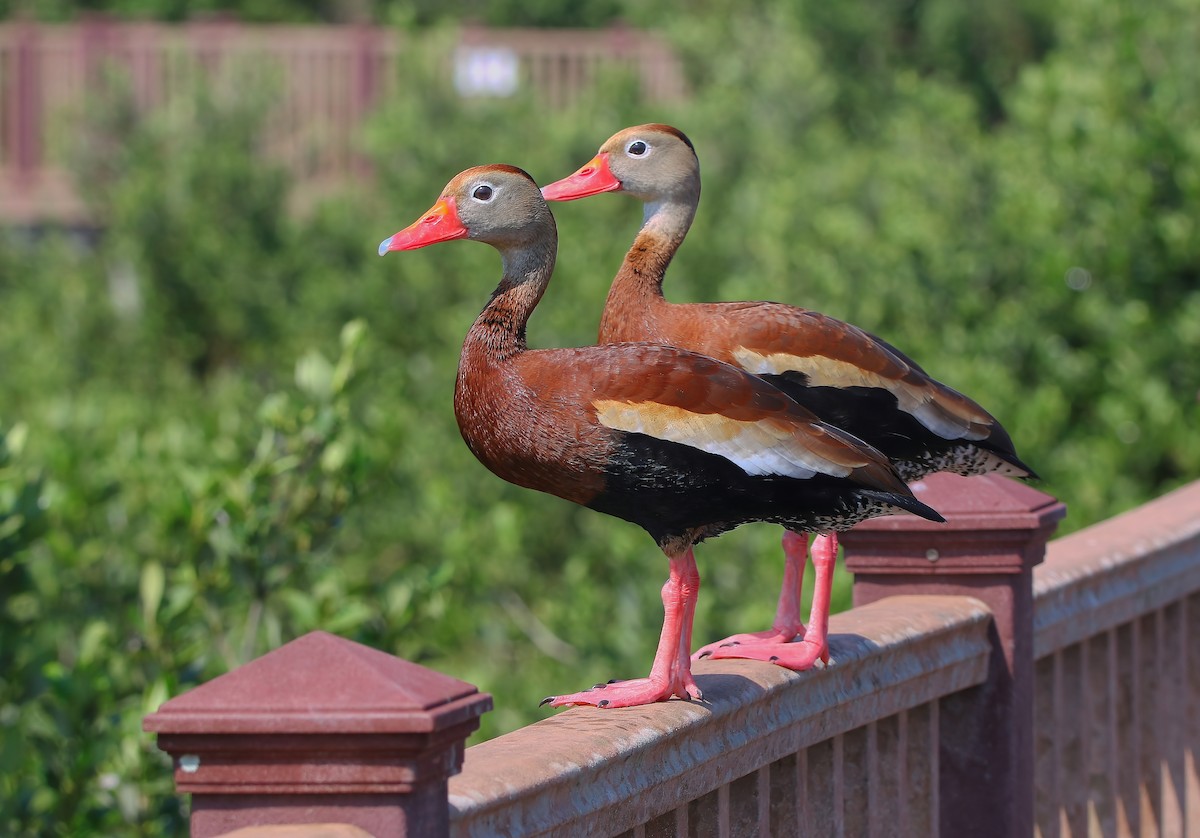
(731, 347, 989, 442)
(593, 399, 851, 479)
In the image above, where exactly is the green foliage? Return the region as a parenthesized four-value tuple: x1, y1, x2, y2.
(0, 320, 373, 834)
(0, 426, 48, 561)
(2, 2, 1199, 834)
(74, 74, 298, 377)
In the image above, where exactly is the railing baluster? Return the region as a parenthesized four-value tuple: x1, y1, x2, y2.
(1115, 622, 1138, 834)
(843, 727, 869, 838)
(726, 770, 760, 836)
(905, 703, 937, 838)
(872, 715, 901, 837)
(1061, 640, 1088, 834)
(807, 734, 839, 836)
(1140, 611, 1161, 835)
(690, 787, 720, 837)
(1034, 653, 1058, 838)
(645, 804, 685, 838)
(768, 751, 800, 837)
(1186, 593, 1200, 832)
(866, 719, 881, 837)
(1085, 631, 1114, 831)
(795, 746, 810, 833)
(755, 766, 771, 835)
(1162, 601, 1186, 837)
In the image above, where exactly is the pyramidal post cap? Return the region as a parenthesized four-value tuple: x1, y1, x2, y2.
(144, 631, 492, 736)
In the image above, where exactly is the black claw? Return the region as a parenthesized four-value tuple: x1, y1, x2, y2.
(697, 651, 712, 659)
(539, 696, 555, 707)
(592, 683, 608, 689)
(598, 699, 610, 708)
(608, 678, 620, 684)
(769, 656, 780, 663)
(720, 641, 740, 648)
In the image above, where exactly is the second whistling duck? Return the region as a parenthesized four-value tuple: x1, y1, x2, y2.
(378, 164, 943, 708)
(542, 124, 1035, 667)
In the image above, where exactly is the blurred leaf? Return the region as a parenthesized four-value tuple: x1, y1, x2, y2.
(78, 621, 111, 667)
(295, 350, 334, 401)
(139, 562, 165, 638)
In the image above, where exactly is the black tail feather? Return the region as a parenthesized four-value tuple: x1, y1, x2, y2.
(863, 489, 945, 524)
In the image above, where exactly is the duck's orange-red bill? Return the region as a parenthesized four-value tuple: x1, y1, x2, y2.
(379, 196, 469, 254)
(541, 153, 622, 201)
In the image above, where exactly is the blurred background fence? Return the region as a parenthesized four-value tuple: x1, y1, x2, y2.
(0, 20, 684, 223)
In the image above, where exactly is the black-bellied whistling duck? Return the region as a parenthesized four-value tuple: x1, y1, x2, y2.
(378, 164, 943, 708)
(542, 124, 1035, 668)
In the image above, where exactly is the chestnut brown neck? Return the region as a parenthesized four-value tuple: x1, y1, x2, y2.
(599, 196, 695, 343)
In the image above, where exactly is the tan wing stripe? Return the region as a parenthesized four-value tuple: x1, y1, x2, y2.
(731, 347, 990, 441)
(593, 399, 853, 478)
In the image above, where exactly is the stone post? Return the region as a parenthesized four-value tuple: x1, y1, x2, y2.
(144, 631, 492, 838)
(841, 472, 1065, 838)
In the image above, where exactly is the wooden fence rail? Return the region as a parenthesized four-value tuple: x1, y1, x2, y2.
(0, 21, 684, 224)
(143, 475, 1200, 837)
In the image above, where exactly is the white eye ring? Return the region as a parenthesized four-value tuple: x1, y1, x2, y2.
(625, 139, 651, 157)
(471, 183, 496, 202)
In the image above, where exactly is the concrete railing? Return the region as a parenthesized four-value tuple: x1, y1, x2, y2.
(143, 476, 1200, 837)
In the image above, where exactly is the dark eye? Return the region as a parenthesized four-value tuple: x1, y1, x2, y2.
(627, 140, 648, 156)
(472, 184, 493, 201)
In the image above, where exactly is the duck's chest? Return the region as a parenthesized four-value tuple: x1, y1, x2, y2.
(453, 361, 608, 505)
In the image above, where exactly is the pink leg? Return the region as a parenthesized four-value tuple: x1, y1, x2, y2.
(708, 533, 837, 670)
(692, 529, 808, 660)
(544, 549, 703, 709)
(799, 532, 835, 665)
(674, 554, 701, 696)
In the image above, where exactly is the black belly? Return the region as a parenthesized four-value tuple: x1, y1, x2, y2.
(586, 430, 898, 550)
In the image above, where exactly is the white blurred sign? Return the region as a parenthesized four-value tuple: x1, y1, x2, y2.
(454, 46, 520, 97)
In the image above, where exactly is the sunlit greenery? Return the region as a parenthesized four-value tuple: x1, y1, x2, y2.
(2, 2, 1199, 833)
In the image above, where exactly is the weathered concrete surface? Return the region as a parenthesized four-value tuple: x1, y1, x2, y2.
(1034, 479, 1200, 658)
(448, 595, 991, 838)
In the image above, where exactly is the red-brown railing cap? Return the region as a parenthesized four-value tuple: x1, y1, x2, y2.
(843, 473, 1066, 575)
(854, 472, 1066, 533)
(144, 631, 491, 735)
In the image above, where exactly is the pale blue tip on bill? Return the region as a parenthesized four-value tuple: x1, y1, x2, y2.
(377, 236, 393, 256)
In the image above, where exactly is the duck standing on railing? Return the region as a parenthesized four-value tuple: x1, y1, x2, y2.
(378, 165, 943, 708)
(542, 124, 1036, 668)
